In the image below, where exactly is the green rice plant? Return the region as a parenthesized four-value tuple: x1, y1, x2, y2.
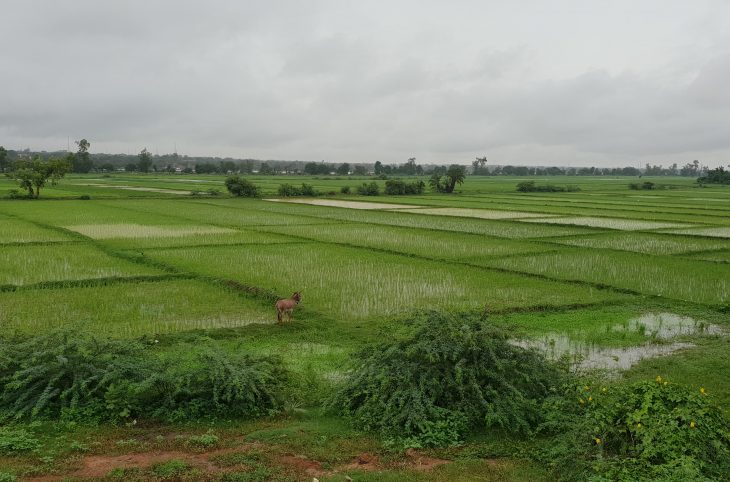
(65, 223, 237, 239)
(664, 227, 730, 238)
(519, 216, 692, 231)
(328, 312, 563, 447)
(685, 250, 730, 263)
(395, 207, 551, 219)
(244, 199, 601, 238)
(0, 244, 161, 286)
(483, 249, 730, 305)
(97, 199, 337, 228)
(0, 279, 275, 337)
(100, 228, 294, 250)
(146, 244, 628, 320)
(547, 232, 730, 255)
(0, 200, 179, 226)
(0, 218, 73, 244)
(255, 222, 553, 260)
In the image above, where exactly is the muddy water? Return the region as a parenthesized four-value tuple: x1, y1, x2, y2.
(514, 312, 723, 371)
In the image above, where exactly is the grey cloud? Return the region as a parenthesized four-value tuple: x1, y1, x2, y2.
(1, 0, 729, 166)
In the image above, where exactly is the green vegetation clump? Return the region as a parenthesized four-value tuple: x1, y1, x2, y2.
(698, 166, 730, 185)
(356, 181, 380, 196)
(328, 312, 562, 447)
(629, 181, 665, 190)
(538, 378, 730, 481)
(516, 181, 580, 192)
(277, 183, 318, 197)
(0, 428, 40, 454)
(384, 179, 425, 195)
(225, 175, 259, 197)
(0, 329, 289, 423)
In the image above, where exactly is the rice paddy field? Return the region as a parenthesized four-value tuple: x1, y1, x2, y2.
(0, 173, 729, 481)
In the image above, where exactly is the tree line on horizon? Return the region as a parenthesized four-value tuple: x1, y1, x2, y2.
(0, 144, 724, 179)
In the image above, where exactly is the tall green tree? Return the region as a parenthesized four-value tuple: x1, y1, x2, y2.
(336, 163, 351, 175)
(429, 164, 466, 193)
(72, 139, 93, 173)
(8, 156, 71, 198)
(137, 148, 152, 173)
(0, 146, 8, 172)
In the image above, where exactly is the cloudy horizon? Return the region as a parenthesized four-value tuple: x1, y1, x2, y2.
(1, 0, 730, 167)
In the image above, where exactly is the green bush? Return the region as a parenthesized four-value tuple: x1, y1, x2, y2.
(0, 330, 151, 421)
(537, 378, 730, 481)
(384, 179, 425, 195)
(356, 181, 380, 196)
(0, 428, 40, 454)
(225, 175, 259, 197)
(327, 312, 562, 447)
(277, 183, 318, 197)
(340, 185, 351, 194)
(0, 329, 290, 423)
(516, 181, 580, 193)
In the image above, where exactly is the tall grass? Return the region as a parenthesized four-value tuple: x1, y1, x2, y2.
(548, 232, 730, 255)
(484, 249, 730, 305)
(519, 216, 692, 231)
(0, 279, 274, 337)
(0, 244, 161, 286)
(147, 244, 628, 320)
(0, 218, 72, 244)
(255, 222, 552, 260)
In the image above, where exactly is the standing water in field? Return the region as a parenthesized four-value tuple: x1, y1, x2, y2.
(513, 312, 723, 371)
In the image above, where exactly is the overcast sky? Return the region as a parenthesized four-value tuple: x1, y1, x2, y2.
(1, 1, 729, 166)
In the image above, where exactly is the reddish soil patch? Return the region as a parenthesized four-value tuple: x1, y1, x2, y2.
(24, 447, 251, 482)
(404, 448, 451, 471)
(337, 452, 380, 472)
(279, 454, 324, 476)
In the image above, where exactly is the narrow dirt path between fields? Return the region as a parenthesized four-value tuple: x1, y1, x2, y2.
(24, 443, 452, 481)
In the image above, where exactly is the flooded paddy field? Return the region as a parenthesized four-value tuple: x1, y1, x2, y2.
(1, 174, 729, 480)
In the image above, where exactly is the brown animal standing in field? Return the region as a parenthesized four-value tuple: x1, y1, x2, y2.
(275, 291, 301, 323)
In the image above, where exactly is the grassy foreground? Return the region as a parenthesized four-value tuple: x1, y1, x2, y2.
(0, 174, 728, 481)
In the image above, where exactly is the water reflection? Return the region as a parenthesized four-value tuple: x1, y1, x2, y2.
(513, 312, 723, 371)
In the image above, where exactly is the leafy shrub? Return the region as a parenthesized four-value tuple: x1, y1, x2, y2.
(537, 378, 730, 481)
(629, 181, 663, 190)
(78, 194, 91, 200)
(516, 181, 580, 192)
(328, 312, 562, 447)
(340, 185, 351, 194)
(0, 473, 16, 482)
(0, 330, 151, 421)
(6, 189, 28, 200)
(356, 181, 380, 196)
(277, 183, 318, 197)
(225, 176, 259, 197)
(384, 179, 426, 195)
(0, 428, 40, 454)
(147, 350, 289, 422)
(0, 329, 290, 423)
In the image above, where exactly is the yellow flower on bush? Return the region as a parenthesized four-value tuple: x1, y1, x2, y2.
(579, 398, 585, 404)
(588, 396, 593, 402)
(690, 421, 696, 428)
(655, 375, 662, 383)
(601, 387, 607, 393)
(595, 438, 602, 445)
(637, 423, 642, 428)
(700, 387, 706, 395)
